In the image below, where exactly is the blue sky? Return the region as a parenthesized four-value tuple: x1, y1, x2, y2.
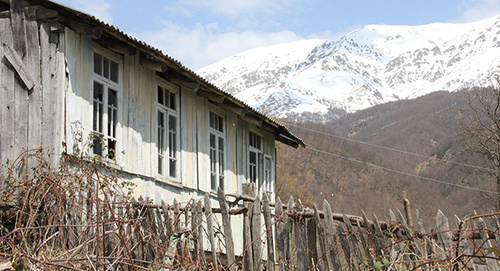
(56, 0, 500, 70)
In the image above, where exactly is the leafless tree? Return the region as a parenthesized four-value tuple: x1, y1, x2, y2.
(459, 79, 500, 210)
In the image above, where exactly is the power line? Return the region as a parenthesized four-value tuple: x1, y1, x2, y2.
(306, 146, 498, 195)
(288, 123, 497, 173)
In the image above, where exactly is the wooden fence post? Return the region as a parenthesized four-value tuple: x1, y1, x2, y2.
(323, 200, 342, 270)
(217, 188, 236, 271)
(243, 199, 254, 271)
(275, 197, 286, 271)
(313, 204, 329, 271)
(293, 200, 308, 271)
(204, 194, 219, 270)
(252, 196, 263, 271)
(262, 193, 275, 271)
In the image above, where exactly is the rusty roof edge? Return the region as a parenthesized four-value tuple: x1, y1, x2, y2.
(42, 0, 305, 148)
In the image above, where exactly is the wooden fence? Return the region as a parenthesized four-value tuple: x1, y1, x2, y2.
(0, 154, 499, 270)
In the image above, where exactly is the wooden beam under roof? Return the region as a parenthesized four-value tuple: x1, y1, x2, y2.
(159, 70, 200, 91)
(97, 35, 136, 56)
(218, 101, 247, 117)
(65, 17, 102, 39)
(197, 89, 225, 104)
(140, 55, 168, 72)
(276, 134, 300, 149)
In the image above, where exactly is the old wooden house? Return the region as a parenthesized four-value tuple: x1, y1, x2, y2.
(0, 0, 304, 254)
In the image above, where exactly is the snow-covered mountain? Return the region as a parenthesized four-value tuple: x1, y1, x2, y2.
(196, 15, 500, 121)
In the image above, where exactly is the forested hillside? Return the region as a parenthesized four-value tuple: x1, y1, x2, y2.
(276, 90, 495, 225)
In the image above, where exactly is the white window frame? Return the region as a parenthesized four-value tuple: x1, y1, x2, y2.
(264, 154, 274, 199)
(208, 110, 226, 192)
(91, 49, 122, 159)
(248, 131, 266, 196)
(156, 82, 180, 182)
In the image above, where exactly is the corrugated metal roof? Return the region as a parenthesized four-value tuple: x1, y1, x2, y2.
(42, 0, 305, 148)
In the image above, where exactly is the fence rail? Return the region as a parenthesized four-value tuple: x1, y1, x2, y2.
(0, 152, 499, 270)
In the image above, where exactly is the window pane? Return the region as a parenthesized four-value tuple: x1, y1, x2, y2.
(211, 173, 216, 191)
(166, 89, 171, 108)
(210, 133, 216, 149)
(103, 58, 109, 79)
(93, 133, 103, 156)
(218, 116, 223, 132)
(158, 111, 164, 175)
(169, 115, 177, 161)
(169, 91, 176, 110)
(110, 61, 119, 83)
(209, 112, 215, 129)
(107, 138, 116, 159)
(93, 81, 104, 100)
(249, 151, 257, 183)
(158, 86, 164, 105)
(169, 159, 176, 178)
(158, 156, 163, 175)
(94, 52, 102, 75)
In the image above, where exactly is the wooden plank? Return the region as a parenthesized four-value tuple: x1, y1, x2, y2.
(262, 193, 275, 271)
(3, 44, 35, 90)
(435, 210, 452, 251)
(0, 18, 15, 170)
(356, 218, 372, 263)
(173, 199, 180, 231)
(204, 194, 218, 270)
(243, 201, 254, 271)
(217, 188, 235, 271)
(478, 217, 498, 270)
(362, 210, 382, 258)
(294, 204, 308, 271)
(343, 213, 362, 269)
(372, 213, 387, 256)
(323, 200, 342, 270)
(196, 201, 206, 266)
(39, 22, 65, 163)
(415, 209, 427, 234)
(191, 201, 199, 261)
(338, 222, 352, 270)
(252, 197, 263, 271)
(313, 204, 329, 271)
(26, 13, 42, 153)
(10, 0, 27, 56)
(286, 196, 294, 269)
(306, 216, 318, 269)
(274, 197, 286, 271)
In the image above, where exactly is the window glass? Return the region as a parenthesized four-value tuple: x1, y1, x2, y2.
(92, 52, 121, 158)
(157, 85, 179, 180)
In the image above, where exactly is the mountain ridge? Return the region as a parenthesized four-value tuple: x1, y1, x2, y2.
(197, 15, 500, 121)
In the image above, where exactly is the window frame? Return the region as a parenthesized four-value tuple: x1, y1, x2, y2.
(248, 130, 274, 197)
(91, 48, 122, 160)
(156, 82, 181, 183)
(208, 110, 226, 192)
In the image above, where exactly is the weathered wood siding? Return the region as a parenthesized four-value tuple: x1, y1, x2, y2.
(0, 12, 65, 173)
(61, 28, 277, 204)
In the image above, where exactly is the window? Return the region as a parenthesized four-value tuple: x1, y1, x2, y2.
(264, 155, 273, 198)
(249, 131, 263, 184)
(249, 131, 273, 197)
(209, 111, 225, 191)
(157, 85, 179, 180)
(92, 52, 120, 158)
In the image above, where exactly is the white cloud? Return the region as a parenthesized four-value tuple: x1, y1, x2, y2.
(458, 0, 500, 22)
(172, 0, 301, 18)
(60, 0, 114, 23)
(138, 21, 303, 70)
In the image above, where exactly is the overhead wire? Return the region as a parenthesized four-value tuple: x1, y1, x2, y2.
(306, 146, 498, 195)
(288, 123, 497, 173)
(284, 123, 498, 194)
